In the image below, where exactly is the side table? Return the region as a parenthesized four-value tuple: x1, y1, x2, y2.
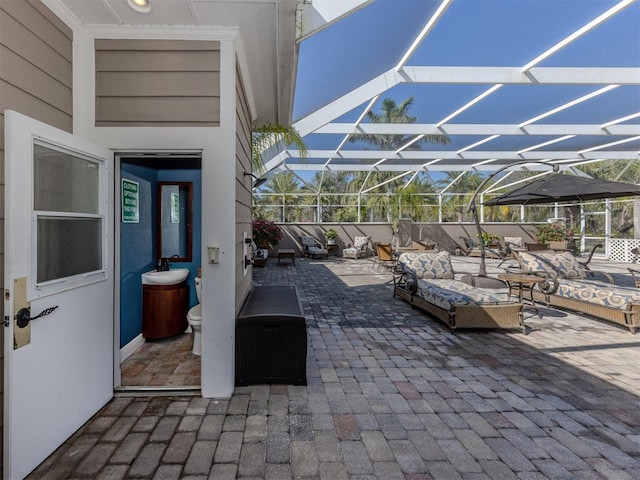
(497, 273, 545, 318)
(277, 249, 295, 265)
(326, 244, 339, 257)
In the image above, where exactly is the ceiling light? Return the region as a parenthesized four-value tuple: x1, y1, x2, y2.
(127, 0, 151, 13)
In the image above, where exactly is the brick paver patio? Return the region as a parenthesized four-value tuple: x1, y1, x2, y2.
(29, 256, 640, 479)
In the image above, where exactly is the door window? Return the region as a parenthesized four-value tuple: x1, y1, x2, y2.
(32, 141, 107, 296)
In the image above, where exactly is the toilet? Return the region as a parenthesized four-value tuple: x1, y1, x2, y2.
(187, 276, 202, 355)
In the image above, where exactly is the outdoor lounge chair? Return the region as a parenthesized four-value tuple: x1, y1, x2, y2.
(393, 251, 523, 332)
(576, 243, 603, 275)
(342, 236, 370, 259)
(459, 236, 483, 257)
(412, 240, 438, 251)
(504, 236, 525, 255)
(628, 267, 640, 288)
(300, 236, 328, 259)
(498, 236, 525, 267)
(460, 236, 504, 260)
(515, 250, 639, 333)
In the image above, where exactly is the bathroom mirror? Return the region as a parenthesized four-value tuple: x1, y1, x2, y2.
(158, 182, 193, 262)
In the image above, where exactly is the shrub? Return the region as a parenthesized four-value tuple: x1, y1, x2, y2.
(534, 223, 572, 243)
(480, 232, 500, 245)
(252, 218, 283, 247)
(324, 228, 339, 240)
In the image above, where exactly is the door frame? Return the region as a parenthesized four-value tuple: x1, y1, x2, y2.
(112, 151, 203, 391)
(113, 155, 122, 389)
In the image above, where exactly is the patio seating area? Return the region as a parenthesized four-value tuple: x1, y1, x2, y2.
(33, 254, 640, 479)
(393, 251, 524, 333)
(515, 249, 640, 334)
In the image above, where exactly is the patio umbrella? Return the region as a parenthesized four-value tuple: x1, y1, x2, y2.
(483, 174, 640, 206)
(469, 165, 640, 279)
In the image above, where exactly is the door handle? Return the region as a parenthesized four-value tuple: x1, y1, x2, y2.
(15, 306, 59, 328)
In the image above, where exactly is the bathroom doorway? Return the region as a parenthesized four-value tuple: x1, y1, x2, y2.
(116, 152, 202, 392)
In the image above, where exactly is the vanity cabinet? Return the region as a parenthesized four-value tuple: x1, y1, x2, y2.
(142, 281, 188, 339)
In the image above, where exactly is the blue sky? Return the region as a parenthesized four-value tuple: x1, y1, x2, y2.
(293, 0, 638, 123)
(285, 0, 640, 186)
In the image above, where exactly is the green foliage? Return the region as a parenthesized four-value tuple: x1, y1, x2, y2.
(534, 223, 572, 243)
(324, 228, 339, 240)
(348, 97, 449, 148)
(480, 232, 500, 245)
(252, 218, 283, 247)
(252, 123, 307, 172)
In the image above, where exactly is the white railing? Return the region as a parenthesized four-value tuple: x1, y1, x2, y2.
(610, 238, 640, 263)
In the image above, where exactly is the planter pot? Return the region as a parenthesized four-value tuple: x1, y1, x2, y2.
(327, 240, 336, 245)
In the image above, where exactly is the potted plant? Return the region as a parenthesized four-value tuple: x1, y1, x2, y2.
(252, 218, 283, 249)
(324, 228, 339, 245)
(480, 232, 500, 246)
(534, 223, 571, 244)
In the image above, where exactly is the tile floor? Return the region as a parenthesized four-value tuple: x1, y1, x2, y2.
(120, 333, 201, 388)
(27, 255, 640, 479)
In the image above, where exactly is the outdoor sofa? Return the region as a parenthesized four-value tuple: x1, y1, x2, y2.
(393, 251, 523, 333)
(515, 250, 639, 334)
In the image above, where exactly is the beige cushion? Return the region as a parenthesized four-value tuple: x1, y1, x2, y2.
(397, 251, 454, 280)
(517, 251, 586, 279)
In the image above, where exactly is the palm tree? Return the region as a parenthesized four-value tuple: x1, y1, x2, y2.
(260, 172, 301, 222)
(348, 97, 449, 149)
(347, 97, 449, 220)
(251, 123, 308, 173)
(306, 171, 357, 222)
(437, 171, 485, 222)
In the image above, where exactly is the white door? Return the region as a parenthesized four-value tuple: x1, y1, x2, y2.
(4, 111, 114, 479)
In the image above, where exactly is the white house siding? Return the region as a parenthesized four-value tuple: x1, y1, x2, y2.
(0, 0, 73, 469)
(95, 39, 221, 127)
(235, 61, 253, 312)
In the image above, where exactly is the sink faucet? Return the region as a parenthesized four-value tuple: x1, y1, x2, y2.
(157, 258, 170, 272)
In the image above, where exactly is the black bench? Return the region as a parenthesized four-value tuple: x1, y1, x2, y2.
(235, 285, 307, 386)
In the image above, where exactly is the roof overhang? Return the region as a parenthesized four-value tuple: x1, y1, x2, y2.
(43, 0, 300, 125)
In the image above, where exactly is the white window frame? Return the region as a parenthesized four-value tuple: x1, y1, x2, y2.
(30, 137, 109, 299)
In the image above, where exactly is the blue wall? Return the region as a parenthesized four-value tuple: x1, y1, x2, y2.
(120, 163, 202, 348)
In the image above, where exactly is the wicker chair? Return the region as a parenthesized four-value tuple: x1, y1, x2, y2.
(374, 243, 395, 271)
(342, 236, 370, 259)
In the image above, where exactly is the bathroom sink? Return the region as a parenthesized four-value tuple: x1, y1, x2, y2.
(141, 268, 190, 286)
